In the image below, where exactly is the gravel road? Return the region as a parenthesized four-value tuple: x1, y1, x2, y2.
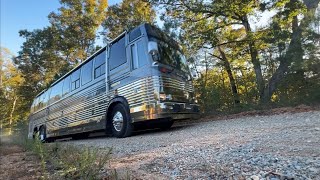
(63, 111, 320, 179)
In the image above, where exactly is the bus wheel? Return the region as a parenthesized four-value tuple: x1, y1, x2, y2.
(111, 103, 133, 138)
(39, 126, 46, 142)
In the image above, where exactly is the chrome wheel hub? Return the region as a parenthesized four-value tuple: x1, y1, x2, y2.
(112, 111, 124, 132)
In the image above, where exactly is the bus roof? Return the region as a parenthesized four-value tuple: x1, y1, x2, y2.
(34, 29, 133, 98)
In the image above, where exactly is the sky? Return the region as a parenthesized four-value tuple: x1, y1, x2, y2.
(0, 0, 121, 56)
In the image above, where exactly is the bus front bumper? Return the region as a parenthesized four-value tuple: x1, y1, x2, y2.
(131, 102, 200, 122)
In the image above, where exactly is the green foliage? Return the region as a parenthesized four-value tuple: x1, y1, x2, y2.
(54, 145, 112, 179)
(152, 0, 320, 113)
(0, 47, 26, 128)
(49, 0, 108, 64)
(7, 0, 108, 128)
(13, 128, 112, 179)
(102, 0, 156, 40)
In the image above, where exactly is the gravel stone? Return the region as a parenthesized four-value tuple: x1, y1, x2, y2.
(63, 111, 320, 179)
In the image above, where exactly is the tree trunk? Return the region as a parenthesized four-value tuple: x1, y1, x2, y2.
(0, 58, 3, 88)
(204, 51, 208, 88)
(261, 0, 320, 102)
(218, 46, 240, 105)
(9, 96, 18, 126)
(242, 15, 265, 101)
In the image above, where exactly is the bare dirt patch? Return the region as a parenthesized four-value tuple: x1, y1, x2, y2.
(0, 142, 42, 180)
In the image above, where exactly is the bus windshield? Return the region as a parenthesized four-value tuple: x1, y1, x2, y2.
(145, 24, 189, 74)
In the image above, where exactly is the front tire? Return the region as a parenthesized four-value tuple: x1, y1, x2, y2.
(111, 103, 133, 138)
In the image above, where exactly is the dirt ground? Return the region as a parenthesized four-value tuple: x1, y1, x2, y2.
(0, 137, 42, 180)
(65, 106, 320, 179)
(1, 105, 319, 179)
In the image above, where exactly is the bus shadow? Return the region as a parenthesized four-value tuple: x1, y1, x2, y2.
(69, 122, 195, 141)
(56, 121, 198, 142)
(132, 123, 195, 136)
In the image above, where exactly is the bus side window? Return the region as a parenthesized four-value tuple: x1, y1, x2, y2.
(82, 60, 93, 85)
(129, 28, 141, 42)
(40, 91, 47, 109)
(131, 40, 148, 70)
(109, 36, 126, 71)
(30, 101, 35, 113)
(49, 81, 63, 104)
(35, 96, 40, 112)
(71, 69, 81, 91)
(32, 98, 39, 112)
(43, 88, 51, 107)
(94, 50, 106, 79)
(62, 76, 70, 96)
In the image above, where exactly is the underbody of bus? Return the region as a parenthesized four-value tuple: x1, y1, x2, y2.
(28, 23, 199, 141)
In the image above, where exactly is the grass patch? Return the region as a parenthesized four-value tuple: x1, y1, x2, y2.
(9, 126, 115, 180)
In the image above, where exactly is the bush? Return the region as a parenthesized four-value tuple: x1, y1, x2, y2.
(11, 125, 112, 180)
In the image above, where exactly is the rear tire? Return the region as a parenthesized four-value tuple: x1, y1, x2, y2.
(111, 103, 133, 138)
(38, 126, 48, 143)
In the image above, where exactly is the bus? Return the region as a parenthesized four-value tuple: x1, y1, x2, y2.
(28, 23, 199, 141)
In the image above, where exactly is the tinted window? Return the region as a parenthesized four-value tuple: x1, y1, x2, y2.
(131, 40, 148, 70)
(38, 93, 45, 110)
(145, 24, 180, 51)
(94, 51, 106, 78)
(81, 60, 93, 85)
(129, 28, 141, 42)
(71, 69, 81, 91)
(49, 81, 63, 104)
(137, 40, 148, 67)
(43, 89, 51, 107)
(62, 76, 70, 96)
(109, 36, 126, 70)
(35, 96, 40, 112)
(31, 100, 36, 113)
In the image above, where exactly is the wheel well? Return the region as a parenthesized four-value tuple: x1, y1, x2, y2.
(33, 127, 38, 133)
(34, 125, 45, 134)
(39, 125, 45, 131)
(106, 97, 130, 126)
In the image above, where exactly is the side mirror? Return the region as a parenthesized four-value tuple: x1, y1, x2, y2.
(148, 41, 160, 61)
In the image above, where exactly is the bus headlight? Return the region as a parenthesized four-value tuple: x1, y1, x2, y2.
(159, 93, 172, 101)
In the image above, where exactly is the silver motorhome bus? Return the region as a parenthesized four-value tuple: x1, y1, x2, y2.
(28, 23, 199, 140)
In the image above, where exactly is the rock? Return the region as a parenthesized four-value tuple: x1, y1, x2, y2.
(250, 175, 260, 180)
(308, 167, 318, 173)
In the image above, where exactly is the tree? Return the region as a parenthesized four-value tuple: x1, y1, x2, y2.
(15, 27, 65, 92)
(151, 0, 320, 105)
(13, 0, 109, 124)
(261, 0, 320, 102)
(0, 47, 25, 129)
(102, 0, 156, 40)
(152, 0, 265, 99)
(49, 0, 108, 64)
